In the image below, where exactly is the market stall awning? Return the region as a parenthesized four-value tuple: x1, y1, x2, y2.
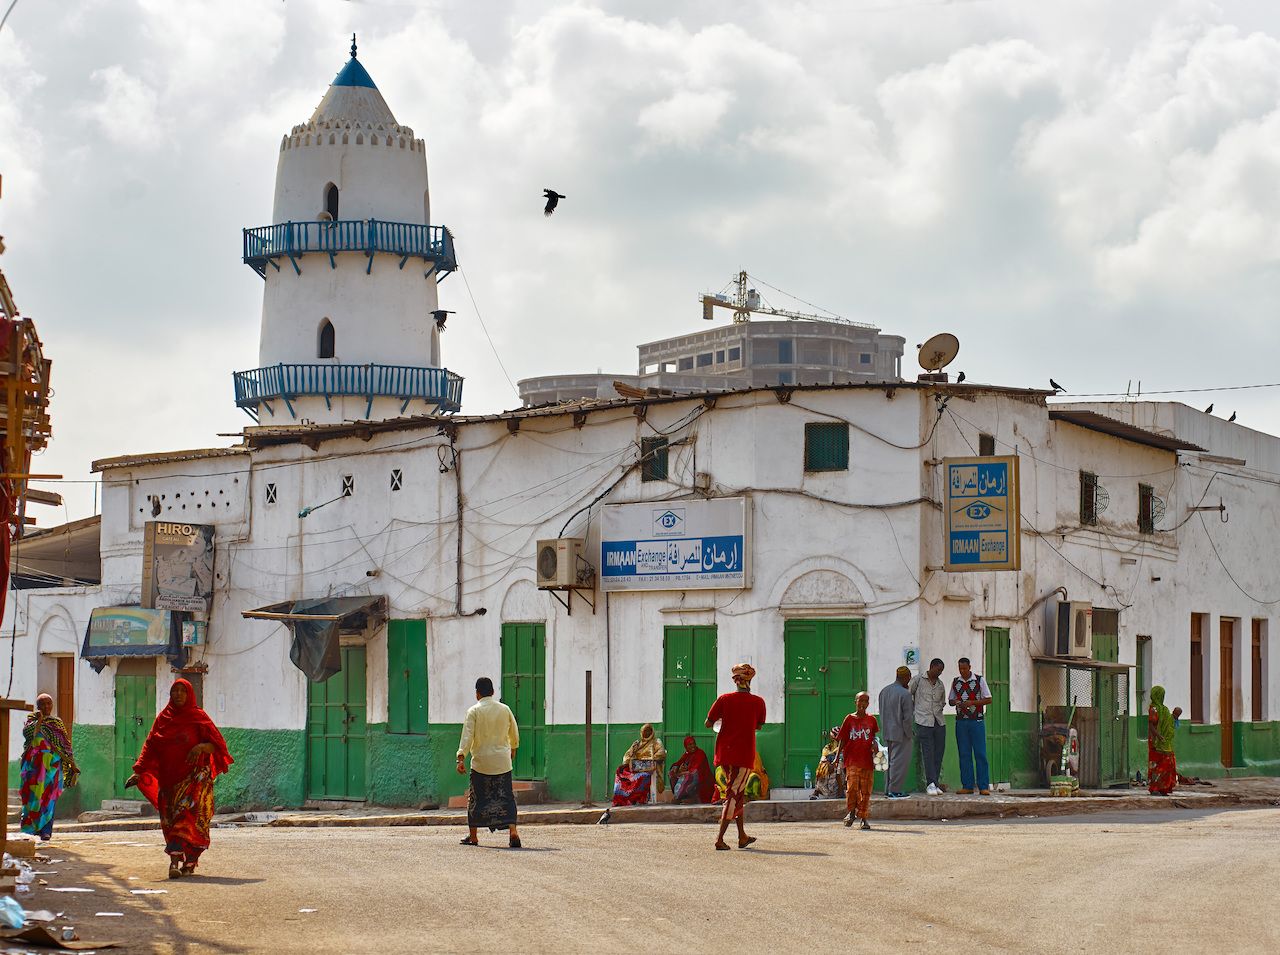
(81, 606, 184, 672)
(1031, 654, 1133, 671)
(243, 595, 386, 682)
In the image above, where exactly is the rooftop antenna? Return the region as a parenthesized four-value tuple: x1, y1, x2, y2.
(917, 333, 960, 373)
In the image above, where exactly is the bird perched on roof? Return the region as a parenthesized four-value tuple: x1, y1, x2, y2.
(1228, 411, 1237, 422)
(1049, 378, 1064, 392)
(543, 189, 566, 216)
(956, 371, 966, 384)
(1204, 403, 1214, 414)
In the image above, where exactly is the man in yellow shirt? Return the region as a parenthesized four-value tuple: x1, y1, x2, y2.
(456, 677, 522, 848)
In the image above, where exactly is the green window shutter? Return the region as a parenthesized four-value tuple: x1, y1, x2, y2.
(804, 422, 849, 472)
(388, 619, 429, 735)
(641, 437, 669, 482)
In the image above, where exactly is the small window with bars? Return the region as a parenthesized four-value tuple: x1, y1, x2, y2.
(265, 483, 277, 505)
(978, 433, 996, 457)
(390, 469, 403, 491)
(1080, 471, 1099, 526)
(805, 422, 849, 472)
(342, 475, 354, 497)
(1138, 483, 1155, 533)
(640, 437, 669, 482)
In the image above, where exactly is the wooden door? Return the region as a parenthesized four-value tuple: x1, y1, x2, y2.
(55, 657, 75, 735)
(501, 623, 546, 779)
(1220, 620, 1235, 767)
(984, 628, 1012, 785)
(305, 645, 368, 800)
(113, 670, 156, 798)
(662, 626, 717, 761)
(783, 619, 866, 787)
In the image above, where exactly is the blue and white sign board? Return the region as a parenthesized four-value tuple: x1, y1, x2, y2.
(944, 455, 1021, 572)
(601, 497, 751, 591)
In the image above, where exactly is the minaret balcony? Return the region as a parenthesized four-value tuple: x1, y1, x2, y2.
(242, 220, 457, 281)
(233, 362, 463, 420)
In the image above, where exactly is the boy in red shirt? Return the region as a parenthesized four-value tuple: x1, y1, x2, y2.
(705, 662, 767, 850)
(836, 691, 879, 831)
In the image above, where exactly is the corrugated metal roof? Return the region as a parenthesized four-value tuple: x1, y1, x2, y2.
(1048, 409, 1207, 453)
(92, 446, 249, 473)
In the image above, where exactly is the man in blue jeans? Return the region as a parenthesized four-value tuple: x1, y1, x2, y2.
(948, 657, 993, 795)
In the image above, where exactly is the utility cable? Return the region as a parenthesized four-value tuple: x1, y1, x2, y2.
(458, 267, 518, 400)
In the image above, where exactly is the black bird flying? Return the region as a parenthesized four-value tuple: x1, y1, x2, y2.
(1049, 378, 1064, 392)
(543, 189, 566, 216)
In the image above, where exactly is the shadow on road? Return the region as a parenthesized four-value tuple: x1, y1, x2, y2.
(741, 848, 829, 857)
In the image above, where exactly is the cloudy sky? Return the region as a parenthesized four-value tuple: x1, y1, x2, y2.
(3, 0, 1280, 521)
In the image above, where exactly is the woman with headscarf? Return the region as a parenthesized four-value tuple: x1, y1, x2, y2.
(669, 735, 715, 803)
(1147, 685, 1181, 795)
(811, 726, 844, 799)
(706, 662, 766, 850)
(612, 723, 666, 806)
(125, 679, 233, 878)
(19, 693, 79, 841)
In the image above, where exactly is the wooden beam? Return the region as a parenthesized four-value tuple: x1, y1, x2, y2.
(22, 488, 61, 506)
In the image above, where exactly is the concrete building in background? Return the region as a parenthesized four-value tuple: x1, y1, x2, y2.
(518, 317, 906, 406)
(4, 45, 1278, 816)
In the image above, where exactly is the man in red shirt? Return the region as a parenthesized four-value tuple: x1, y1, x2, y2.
(836, 691, 879, 831)
(705, 662, 767, 850)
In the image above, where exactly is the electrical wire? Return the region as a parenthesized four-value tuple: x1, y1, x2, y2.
(1060, 381, 1280, 398)
(1195, 511, 1280, 605)
(458, 267, 518, 400)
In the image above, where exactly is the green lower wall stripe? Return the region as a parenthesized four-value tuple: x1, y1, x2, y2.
(52, 716, 1280, 815)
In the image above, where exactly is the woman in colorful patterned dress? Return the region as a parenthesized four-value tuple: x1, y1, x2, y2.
(125, 679, 233, 878)
(669, 735, 715, 803)
(612, 724, 667, 806)
(19, 694, 79, 841)
(1147, 685, 1181, 795)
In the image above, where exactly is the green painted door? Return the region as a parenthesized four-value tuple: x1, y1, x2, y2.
(114, 673, 156, 798)
(662, 626, 718, 759)
(1093, 631, 1128, 787)
(783, 619, 866, 787)
(306, 645, 368, 800)
(984, 628, 1012, 785)
(501, 623, 546, 779)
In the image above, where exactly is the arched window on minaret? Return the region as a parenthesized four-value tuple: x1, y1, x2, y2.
(324, 183, 340, 220)
(318, 319, 336, 359)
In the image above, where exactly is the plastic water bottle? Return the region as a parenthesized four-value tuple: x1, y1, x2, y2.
(803, 764, 812, 788)
(0, 896, 24, 930)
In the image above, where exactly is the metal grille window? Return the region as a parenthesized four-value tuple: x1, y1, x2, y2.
(804, 422, 849, 472)
(342, 475, 354, 497)
(265, 483, 277, 505)
(1138, 483, 1155, 533)
(390, 468, 403, 491)
(641, 437, 669, 482)
(1080, 471, 1099, 525)
(979, 433, 996, 457)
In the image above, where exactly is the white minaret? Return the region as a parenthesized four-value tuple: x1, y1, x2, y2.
(235, 36, 460, 424)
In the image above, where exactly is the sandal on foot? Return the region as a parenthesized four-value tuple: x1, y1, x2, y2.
(508, 837, 523, 849)
(181, 864, 197, 876)
(738, 836, 757, 849)
(714, 841, 730, 851)
(459, 836, 478, 846)
(168, 861, 182, 879)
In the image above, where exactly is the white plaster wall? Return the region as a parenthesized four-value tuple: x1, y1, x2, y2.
(272, 136, 429, 225)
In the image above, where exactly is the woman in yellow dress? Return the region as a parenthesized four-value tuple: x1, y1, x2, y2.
(611, 724, 667, 806)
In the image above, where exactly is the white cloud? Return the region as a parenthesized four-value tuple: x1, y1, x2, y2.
(81, 66, 165, 148)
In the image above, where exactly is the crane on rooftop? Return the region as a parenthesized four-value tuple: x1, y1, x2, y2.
(699, 270, 876, 328)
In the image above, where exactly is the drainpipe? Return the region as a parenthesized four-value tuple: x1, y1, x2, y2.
(452, 436, 464, 616)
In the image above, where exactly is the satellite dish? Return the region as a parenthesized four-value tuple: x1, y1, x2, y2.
(918, 333, 960, 372)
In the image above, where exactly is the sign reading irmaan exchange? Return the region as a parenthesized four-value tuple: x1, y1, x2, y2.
(142, 521, 215, 612)
(601, 497, 752, 591)
(943, 455, 1021, 572)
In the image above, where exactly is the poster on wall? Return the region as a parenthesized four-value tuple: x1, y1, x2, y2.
(80, 606, 183, 668)
(601, 497, 751, 592)
(142, 521, 214, 612)
(943, 455, 1021, 572)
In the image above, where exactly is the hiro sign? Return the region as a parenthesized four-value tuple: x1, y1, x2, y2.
(944, 456, 1021, 572)
(601, 497, 751, 592)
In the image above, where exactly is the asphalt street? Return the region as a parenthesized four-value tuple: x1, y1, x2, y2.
(20, 806, 1280, 954)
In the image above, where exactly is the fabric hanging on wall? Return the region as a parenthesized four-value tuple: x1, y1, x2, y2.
(243, 595, 385, 683)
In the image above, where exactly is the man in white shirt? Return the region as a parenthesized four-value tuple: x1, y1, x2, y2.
(909, 658, 948, 795)
(457, 677, 522, 848)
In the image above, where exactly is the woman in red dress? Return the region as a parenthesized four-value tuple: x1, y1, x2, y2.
(1147, 685, 1180, 795)
(126, 679, 233, 878)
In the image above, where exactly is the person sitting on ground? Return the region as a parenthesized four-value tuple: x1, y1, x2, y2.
(811, 726, 844, 800)
(669, 735, 715, 804)
(612, 723, 666, 806)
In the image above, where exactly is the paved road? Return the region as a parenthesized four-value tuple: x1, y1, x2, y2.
(27, 807, 1280, 953)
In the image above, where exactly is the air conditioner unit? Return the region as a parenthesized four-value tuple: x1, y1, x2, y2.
(536, 538, 587, 589)
(1046, 600, 1093, 658)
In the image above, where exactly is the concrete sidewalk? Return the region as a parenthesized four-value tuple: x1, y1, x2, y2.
(62, 776, 1280, 834)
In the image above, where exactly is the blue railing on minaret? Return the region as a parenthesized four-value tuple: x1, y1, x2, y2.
(233, 362, 464, 419)
(242, 220, 457, 278)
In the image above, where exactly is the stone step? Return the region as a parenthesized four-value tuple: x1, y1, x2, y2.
(769, 787, 813, 801)
(447, 778, 550, 809)
(99, 799, 157, 816)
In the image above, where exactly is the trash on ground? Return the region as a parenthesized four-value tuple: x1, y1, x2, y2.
(0, 923, 121, 949)
(92, 913, 123, 918)
(21, 911, 56, 923)
(47, 889, 93, 894)
(299, 908, 317, 914)
(0, 897, 25, 929)
(128, 890, 166, 895)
